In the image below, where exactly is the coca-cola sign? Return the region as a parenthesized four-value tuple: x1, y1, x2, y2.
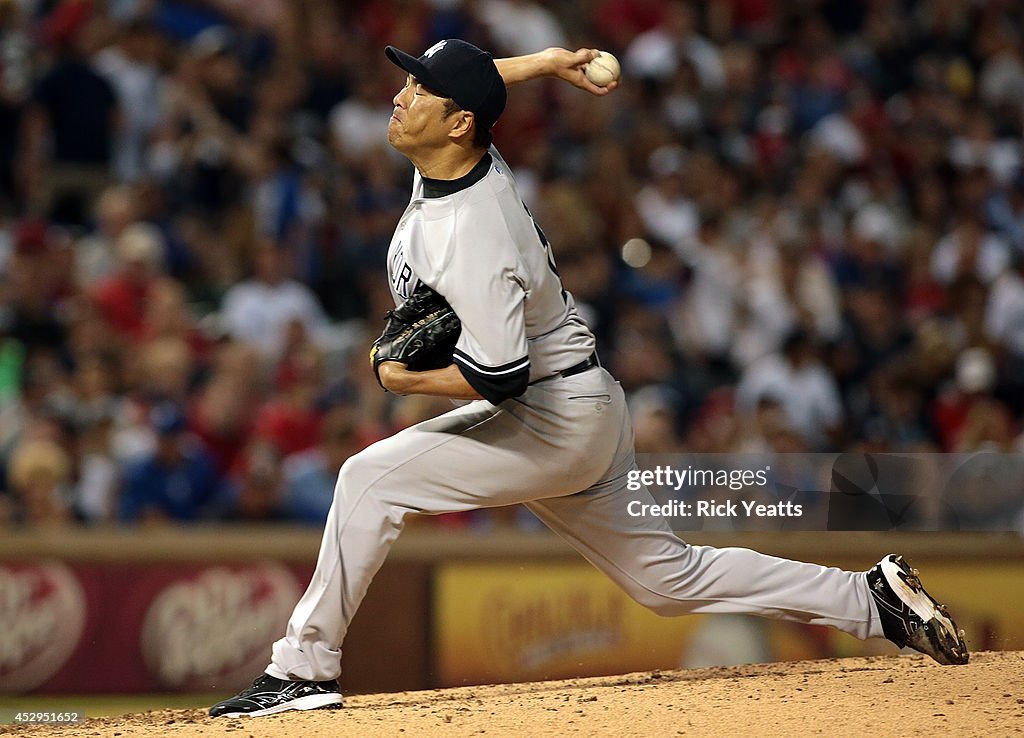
(0, 562, 86, 692)
(140, 565, 300, 690)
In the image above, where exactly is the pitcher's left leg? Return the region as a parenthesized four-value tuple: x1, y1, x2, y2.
(528, 479, 882, 639)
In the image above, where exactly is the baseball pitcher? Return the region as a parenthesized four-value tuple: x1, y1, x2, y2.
(210, 40, 967, 718)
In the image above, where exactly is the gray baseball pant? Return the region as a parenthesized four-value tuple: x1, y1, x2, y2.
(267, 368, 883, 681)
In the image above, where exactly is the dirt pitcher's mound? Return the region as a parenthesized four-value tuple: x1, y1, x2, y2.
(6, 651, 1023, 738)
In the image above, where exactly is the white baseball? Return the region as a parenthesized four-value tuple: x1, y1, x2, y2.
(585, 51, 620, 87)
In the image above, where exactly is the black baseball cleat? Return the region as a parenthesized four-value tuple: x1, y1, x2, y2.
(209, 674, 344, 717)
(867, 554, 969, 665)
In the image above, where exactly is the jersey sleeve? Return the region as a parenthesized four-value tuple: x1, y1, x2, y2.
(410, 202, 530, 404)
(441, 258, 530, 405)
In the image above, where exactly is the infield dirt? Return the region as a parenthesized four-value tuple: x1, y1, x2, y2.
(4, 651, 1022, 737)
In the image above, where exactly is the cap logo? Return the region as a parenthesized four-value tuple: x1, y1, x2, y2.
(424, 40, 447, 58)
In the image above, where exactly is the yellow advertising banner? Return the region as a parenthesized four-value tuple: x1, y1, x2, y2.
(435, 563, 699, 686)
(433, 561, 1024, 687)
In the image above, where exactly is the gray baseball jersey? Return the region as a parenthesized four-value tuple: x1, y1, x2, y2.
(386, 148, 594, 400)
(266, 147, 884, 683)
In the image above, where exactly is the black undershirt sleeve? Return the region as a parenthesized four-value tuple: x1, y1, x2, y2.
(452, 350, 530, 405)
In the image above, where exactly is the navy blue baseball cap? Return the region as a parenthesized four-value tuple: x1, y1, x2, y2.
(385, 39, 507, 131)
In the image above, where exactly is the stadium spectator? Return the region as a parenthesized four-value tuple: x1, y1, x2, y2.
(4, 220, 72, 356)
(625, 2, 724, 92)
(219, 239, 333, 359)
(985, 252, 1024, 412)
(629, 385, 686, 454)
(5, 437, 73, 526)
(221, 437, 286, 521)
(735, 329, 843, 450)
(72, 405, 120, 523)
(985, 170, 1024, 253)
(634, 144, 698, 249)
(22, 0, 118, 224)
(119, 402, 220, 523)
(92, 221, 166, 341)
(188, 342, 263, 474)
(930, 346, 1005, 453)
(72, 184, 140, 288)
(252, 341, 325, 456)
(327, 75, 392, 166)
(141, 276, 214, 366)
(0, 0, 32, 209)
(94, 18, 165, 182)
(931, 213, 1012, 286)
(282, 405, 362, 524)
(475, 0, 568, 57)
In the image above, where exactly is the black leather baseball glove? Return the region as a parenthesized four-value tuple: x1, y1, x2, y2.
(370, 285, 461, 385)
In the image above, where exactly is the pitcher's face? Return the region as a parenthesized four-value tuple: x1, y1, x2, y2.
(387, 75, 454, 155)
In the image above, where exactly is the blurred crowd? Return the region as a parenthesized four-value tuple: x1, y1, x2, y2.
(2, 0, 1024, 529)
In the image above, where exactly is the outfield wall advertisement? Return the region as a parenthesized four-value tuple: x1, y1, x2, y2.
(432, 560, 1024, 687)
(0, 561, 301, 694)
(2, 537, 1022, 694)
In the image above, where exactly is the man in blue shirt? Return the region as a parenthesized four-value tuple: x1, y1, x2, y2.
(119, 403, 220, 523)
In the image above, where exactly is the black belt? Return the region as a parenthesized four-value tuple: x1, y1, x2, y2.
(533, 352, 599, 384)
(559, 352, 599, 378)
